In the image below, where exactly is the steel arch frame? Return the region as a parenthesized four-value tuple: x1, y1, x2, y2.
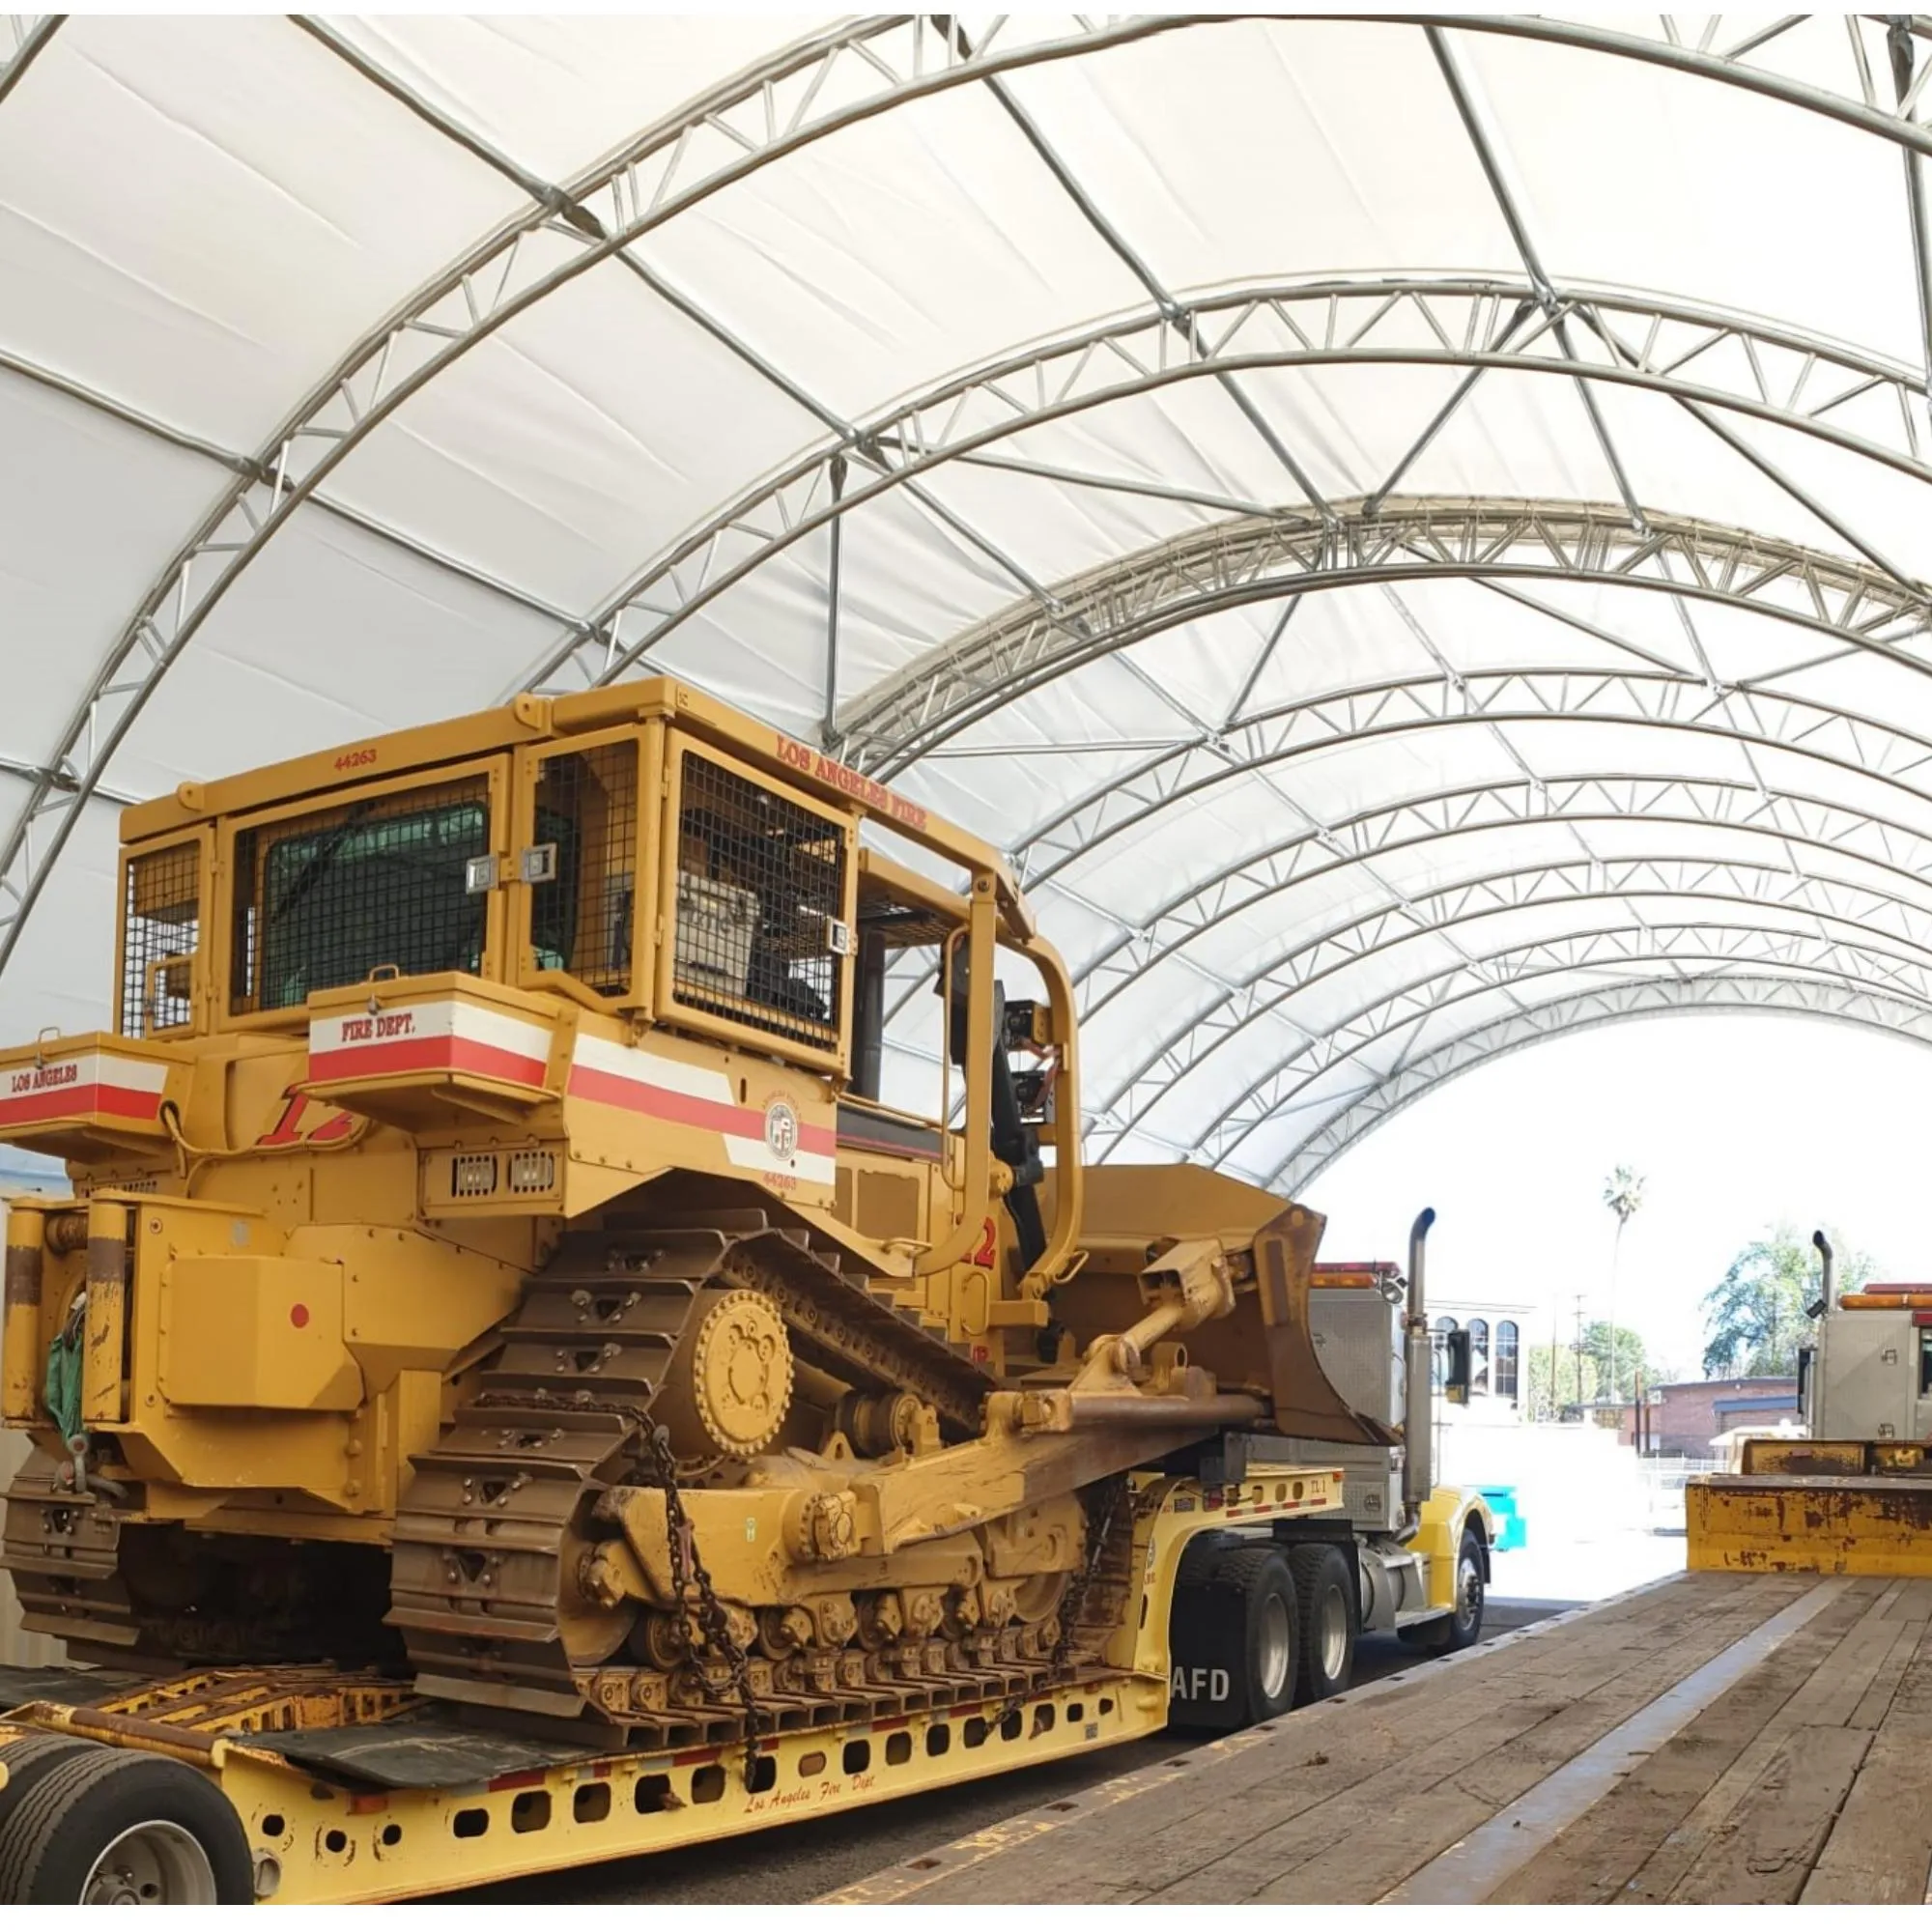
(519, 277, 1932, 713)
(1016, 666, 1932, 897)
(842, 499, 1932, 774)
(1076, 834, 1932, 1032)
(0, 13, 1188, 979)
(1096, 920, 1932, 1173)
(1269, 972, 1932, 1197)
(1088, 890, 1932, 1153)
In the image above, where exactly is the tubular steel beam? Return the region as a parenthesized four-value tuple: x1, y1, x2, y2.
(1087, 890, 1932, 1158)
(0, 14, 1184, 978)
(1071, 806, 1932, 1024)
(0, 14, 58, 110)
(1094, 920, 1932, 1170)
(1268, 973, 1932, 1197)
(517, 279, 1932, 717)
(1012, 666, 1932, 894)
(1405, 15, 1932, 161)
(844, 501, 1932, 776)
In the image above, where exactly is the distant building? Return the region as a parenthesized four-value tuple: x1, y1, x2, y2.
(1425, 1294, 1534, 1413)
(1647, 1377, 1801, 1458)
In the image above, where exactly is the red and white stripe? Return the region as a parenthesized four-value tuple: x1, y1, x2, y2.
(0, 1051, 168, 1129)
(307, 1001, 553, 1091)
(568, 1035, 836, 1185)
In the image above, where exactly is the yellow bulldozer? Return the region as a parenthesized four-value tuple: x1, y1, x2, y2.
(0, 679, 1486, 1901)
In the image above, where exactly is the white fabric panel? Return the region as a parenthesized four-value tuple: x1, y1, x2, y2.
(1748, 743, 1932, 838)
(325, 15, 831, 185)
(103, 507, 561, 800)
(1775, 648, 1932, 739)
(637, 81, 1147, 422)
(0, 369, 229, 760)
(989, 380, 1325, 520)
(0, 787, 118, 1044)
(811, 486, 1041, 690)
(1000, 19, 1521, 295)
(908, 465, 1211, 616)
(1393, 367, 1627, 504)
(1452, 27, 1923, 367)
(0, 17, 520, 449)
(1712, 407, 1932, 590)
(330, 260, 829, 615)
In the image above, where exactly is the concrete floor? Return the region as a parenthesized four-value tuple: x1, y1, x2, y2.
(441, 1597, 1571, 1906)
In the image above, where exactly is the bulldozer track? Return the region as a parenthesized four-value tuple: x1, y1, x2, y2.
(385, 1207, 1009, 1727)
(1, 1462, 134, 1659)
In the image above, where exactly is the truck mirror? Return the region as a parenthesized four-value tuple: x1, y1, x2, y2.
(1442, 1328, 1472, 1406)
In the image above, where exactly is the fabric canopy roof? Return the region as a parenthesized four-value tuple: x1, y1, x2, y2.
(7, 12, 1932, 1193)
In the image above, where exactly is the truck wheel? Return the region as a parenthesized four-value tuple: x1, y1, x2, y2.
(0, 1747, 253, 1904)
(1288, 1544, 1355, 1702)
(1168, 1543, 1299, 1732)
(1426, 1526, 1487, 1655)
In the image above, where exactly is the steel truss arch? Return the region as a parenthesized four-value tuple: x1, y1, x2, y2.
(1095, 920, 1932, 1175)
(519, 277, 1932, 713)
(1089, 885, 1932, 1154)
(0, 13, 1186, 979)
(844, 500, 1932, 775)
(1018, 666, 1932, 902)
(1412, 15, 1932, 164)
(1076, 820, 1932, 1028)
(1270, 972, 1932, 1198)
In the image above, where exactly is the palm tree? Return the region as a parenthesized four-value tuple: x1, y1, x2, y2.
(1603, 1166, 1645, 1404)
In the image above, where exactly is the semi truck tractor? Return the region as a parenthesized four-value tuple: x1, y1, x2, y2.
(0, 677, 1487, 1902)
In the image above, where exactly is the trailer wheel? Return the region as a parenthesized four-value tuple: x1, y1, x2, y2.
(1288, 1544, 1355, 1703)
(0, 1746, 252, 1904)
(1168, 1543, 1299, 1732)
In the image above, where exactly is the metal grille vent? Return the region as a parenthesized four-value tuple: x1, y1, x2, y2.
(231, 780, 491, 1015)
(121, 842, 199, 1037)
(531, 744, 638, 995)
(673, 753, 846, 1049)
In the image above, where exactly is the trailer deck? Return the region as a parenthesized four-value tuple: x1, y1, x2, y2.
(829, 1570, 1932, 1906)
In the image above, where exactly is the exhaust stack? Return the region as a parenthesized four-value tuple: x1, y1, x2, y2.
(1807, 1229, 1833, 1321)
(1403, 1208, 1436, 1514)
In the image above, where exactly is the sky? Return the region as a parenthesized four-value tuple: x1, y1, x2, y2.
(1306, 1012, 1932, 1381)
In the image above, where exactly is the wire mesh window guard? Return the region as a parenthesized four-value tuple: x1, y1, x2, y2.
(121, 842, 200, 1037)
(230, 779, 492, 1015)
(673, 753, 847, 1050)
(531, 744, 639, 996)
(1495, 1321, 1520, 1402)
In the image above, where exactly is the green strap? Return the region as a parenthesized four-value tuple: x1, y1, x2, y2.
(44, 1327, 82, 1444)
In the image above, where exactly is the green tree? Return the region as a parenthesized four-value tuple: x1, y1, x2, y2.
(1581, 1321, 1651, 1399)
(1603, 1165, 1645, 1401)
(1702, 1225, 1874, 1378)
(1525, 1343, 1599, 1419)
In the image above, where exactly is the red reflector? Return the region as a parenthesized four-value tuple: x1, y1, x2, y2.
(290, 1303, 310, 1329)
(870, 1717, 910, 1734)
(486, 1769, 548, 1792)
(671, 1747, 719, 1769)
(347, 1793, 388, 1814)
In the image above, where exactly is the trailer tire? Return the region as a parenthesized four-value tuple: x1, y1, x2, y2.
(1288, 1544, 1355, 1703)
(1169, 1543, 1299, 1732)
(0, 1746, 252, 1904)
(0, 1734, 94, 1840)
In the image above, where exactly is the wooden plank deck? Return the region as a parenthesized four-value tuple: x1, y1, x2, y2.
(825, 1571, 1932, 1906)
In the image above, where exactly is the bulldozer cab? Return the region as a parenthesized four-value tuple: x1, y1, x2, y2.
(104, 677, 1085, 1292)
